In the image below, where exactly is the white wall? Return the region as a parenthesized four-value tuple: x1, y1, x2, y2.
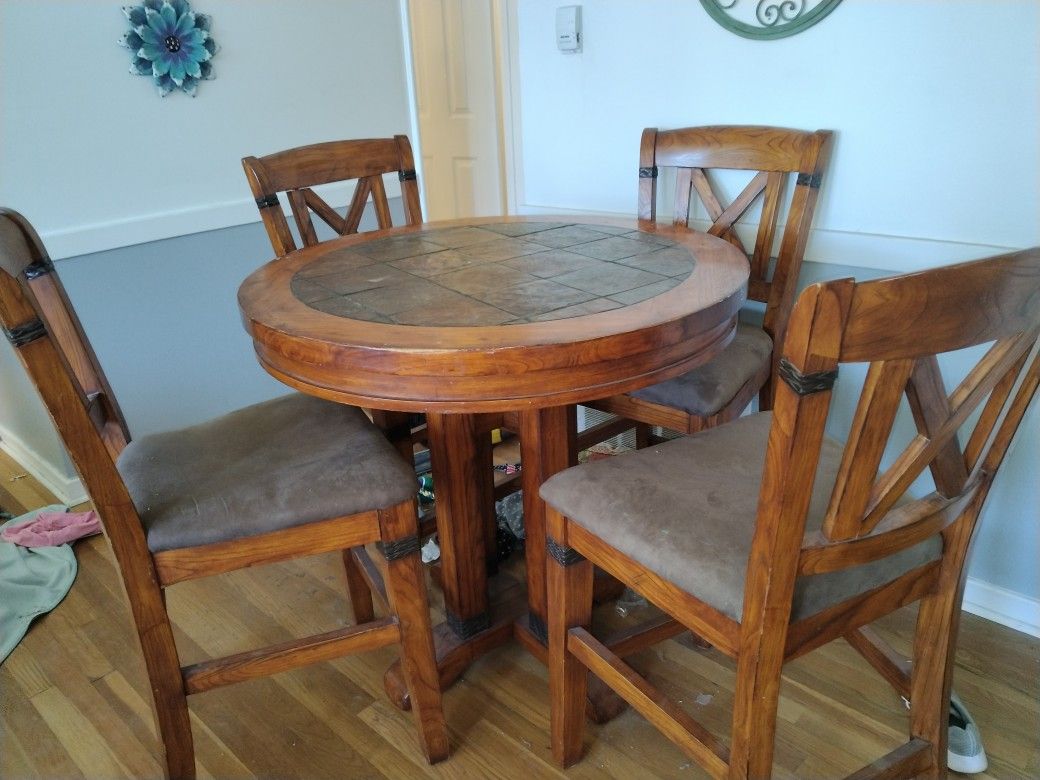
(0, 0, 413, 259)
(510, 0, 1040, 631)
(512, 0, 1039, 270)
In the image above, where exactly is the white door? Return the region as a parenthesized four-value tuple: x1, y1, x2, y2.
(407, 0, 506, 220)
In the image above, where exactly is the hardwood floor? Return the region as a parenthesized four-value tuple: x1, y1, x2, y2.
(1, 456, 1036, 779)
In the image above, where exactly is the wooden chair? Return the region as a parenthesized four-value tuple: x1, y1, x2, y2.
(543, 247, 1040, 778)
(579, 125, 833, 450)
(0, 209, 449, 778)
(241, 135, 423, 257)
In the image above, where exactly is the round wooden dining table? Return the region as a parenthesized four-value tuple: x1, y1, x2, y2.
(238, 216, 748, 704)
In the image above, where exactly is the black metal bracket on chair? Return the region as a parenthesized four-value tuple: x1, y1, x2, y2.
(528, 613, 548, 645)
(255, 193, 280, 209)
(446, 610, 491, 640)
(4, 318, 46, 348)
(778, 357, 838, 395)
(398, 169, 417, 182)
(24, 259, 55, 279)
(547, 537, 585, 566)
(796, 172, 822, 189)
(638, 166, 659, 179)
(380, 535, 421, 562)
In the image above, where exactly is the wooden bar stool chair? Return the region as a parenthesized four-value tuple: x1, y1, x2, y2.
(241, 134, 423, 257)
(0, 209, 449, 778)
(579, 125, 833, 451)
(543, 247, 1040, 778)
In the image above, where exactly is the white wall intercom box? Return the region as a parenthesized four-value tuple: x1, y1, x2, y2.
(556, 5, 582, 53)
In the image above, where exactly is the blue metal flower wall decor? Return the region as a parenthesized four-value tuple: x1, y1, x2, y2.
(120, 0, 218, 97)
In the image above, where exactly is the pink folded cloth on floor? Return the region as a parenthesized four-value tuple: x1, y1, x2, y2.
(1, 510, 101, 547)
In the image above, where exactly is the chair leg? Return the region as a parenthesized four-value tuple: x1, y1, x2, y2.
(342, 547, 375, 625)
(547, 534, 594, 768)
(378, 502, 450, 764)
(908, 515, 976, 779)
(634, 422, 652, 449)
(729, 636, 785, 779)
(132, 592, 195, 778)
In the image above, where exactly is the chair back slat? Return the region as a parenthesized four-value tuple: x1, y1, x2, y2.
(822, 358, 915, 541)
(749, 248, 1040, 590)
(287, 189, 319, 247)
(242, 135, 422, 257)
(750, 171, 785, 279)
(302, 188, 348, 234)
(639, 126, 833, 371)
(369, 175, 393, 230)
(904, 355, 970, 497)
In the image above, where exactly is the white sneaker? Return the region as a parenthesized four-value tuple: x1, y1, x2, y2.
(947, 692, 988, 774)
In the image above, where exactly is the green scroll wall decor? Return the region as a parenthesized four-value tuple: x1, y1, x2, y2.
(699, 0, 843, 40)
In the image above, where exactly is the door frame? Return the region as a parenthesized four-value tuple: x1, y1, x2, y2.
(398, 0, 522, 216)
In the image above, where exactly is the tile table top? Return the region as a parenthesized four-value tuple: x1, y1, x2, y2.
(290, 221, 696, 326)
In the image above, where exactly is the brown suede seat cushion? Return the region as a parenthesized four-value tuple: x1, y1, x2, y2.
(117, 393, 417, 553)
(629, 323, 773, 416)
(540, 413, 941, 623)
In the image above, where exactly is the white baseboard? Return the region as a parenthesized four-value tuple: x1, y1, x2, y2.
(962, 577, 1040, 639)
(41, 180, 403, 261)
(0, 426, 87, 507)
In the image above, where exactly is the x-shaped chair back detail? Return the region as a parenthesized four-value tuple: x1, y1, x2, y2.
(242, 135, 422, 257)
(639, 125, 832, 355)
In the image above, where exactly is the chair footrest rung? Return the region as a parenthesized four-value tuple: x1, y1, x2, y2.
(602, 613, 685, 657)
(567, 627, 729, 778)
(182, 617, 400, 695)
(844, 738, 933, 780)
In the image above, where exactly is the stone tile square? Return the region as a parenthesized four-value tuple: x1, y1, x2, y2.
(389, 249, 494, 277)
(290, 276, 336, 303)
(528, 297, 624, 322)
(297, 249, 382, 278)
(315, 264, 415, 295)
(503, 249, 602, 278)
(617, 246, 696, 277)
(307, 295, 392, 323)
(481, 221, 566, 237)
(346, 278, 467, 316)
(456, 237, 548, 262)
(473, 279, 596, 318)
(553, 264, 667, 296)
(608, 278, 682, 305)
(432, 263, 537, 295)
(524, 225, 615, 249)
(582, 224, 633, 236)
(423, 226, 508, 249)
(621, 230, 672, 245)
(566, 235, 662, 262)
(392, 297, 515, 327)
(354, 236, 445, 262)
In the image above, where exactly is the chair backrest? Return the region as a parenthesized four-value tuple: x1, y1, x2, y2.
(639, 125, 833, 351)
(0, 209, 155, 576)
(242, 135, 423, 257)
(746, 247, 1040, 631)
